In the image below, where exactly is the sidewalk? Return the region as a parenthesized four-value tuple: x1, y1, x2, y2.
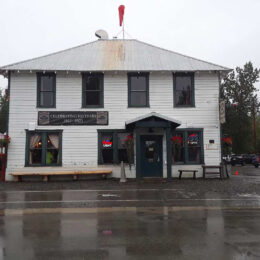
(0, 166, 259, 196)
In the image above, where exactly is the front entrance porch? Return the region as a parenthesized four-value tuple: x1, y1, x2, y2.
(125, 112, 181, 180)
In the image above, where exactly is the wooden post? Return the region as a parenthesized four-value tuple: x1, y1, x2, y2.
(252, 101, 257, 153)
(135, 129, 141, 181)
(166, 127, 172, 180)
(120, 161, 127, 183)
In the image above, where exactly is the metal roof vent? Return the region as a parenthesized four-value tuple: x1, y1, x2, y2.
(95, 30, 109, 40)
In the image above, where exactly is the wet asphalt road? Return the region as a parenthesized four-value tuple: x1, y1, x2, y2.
(0, 166, 260, 259)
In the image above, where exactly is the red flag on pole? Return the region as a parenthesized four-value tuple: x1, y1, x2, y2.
(118, 5, 125, 26)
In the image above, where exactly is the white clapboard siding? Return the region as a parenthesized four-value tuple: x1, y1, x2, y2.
(6, 71, 221, 180)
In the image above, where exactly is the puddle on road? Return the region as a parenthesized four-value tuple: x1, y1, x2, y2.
(237, 193, 260, 198)
(100, 194, 120, 198)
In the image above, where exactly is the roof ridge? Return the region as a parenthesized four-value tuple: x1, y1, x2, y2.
(0, 40, 98, 70)
(134, 39, 231, 70)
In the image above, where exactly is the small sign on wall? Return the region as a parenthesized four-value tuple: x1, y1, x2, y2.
(206, 144, 218, 150)
(219, 100, 226, 124)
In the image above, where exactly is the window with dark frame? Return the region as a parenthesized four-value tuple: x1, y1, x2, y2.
(174, 73, 194, 107)
(29, 133, 43, 165)
(171, 129, 203, 164)
(82, 73, 104, 108)
(26, 131, 62, 166)
(171, 132, 184, 164)
(117, 133, 129, 163)
(187, 131, 201, 163)
(37, 73, 56, 108)
(128, 73, 149, 107)
(101, 133, 114, 164)
(99, 131, 133, 164)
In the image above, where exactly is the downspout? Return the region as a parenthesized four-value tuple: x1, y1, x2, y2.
(218, 71, 223, 163)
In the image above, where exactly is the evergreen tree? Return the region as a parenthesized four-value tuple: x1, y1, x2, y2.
(0, 88, 8, 133)
(221, 62, 260, 153)
(256, 116, 260, 152)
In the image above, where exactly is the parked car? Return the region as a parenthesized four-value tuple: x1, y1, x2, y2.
(242, 154, 254, 164)
(231, 154, 244, 166)
(252, 154, 260, 168)
(222, 155, 231, 163)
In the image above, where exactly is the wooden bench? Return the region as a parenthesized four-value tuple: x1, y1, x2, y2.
(11, 169, 112, 182)
(202, 165, 223, 179)
(178, 170, 198, 179)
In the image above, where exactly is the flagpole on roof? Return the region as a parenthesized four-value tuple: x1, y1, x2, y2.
(123, 20, 125, 39)
(118, 5, 125, 39)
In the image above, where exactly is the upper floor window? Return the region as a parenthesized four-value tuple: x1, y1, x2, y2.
(37, 73, 56, 108)
(82, 73, 104, 108)
(128, 73, 149, 107)
(173, 73, 194, 107)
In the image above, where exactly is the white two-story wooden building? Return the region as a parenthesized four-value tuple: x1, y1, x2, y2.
(0, 37, 230, 180)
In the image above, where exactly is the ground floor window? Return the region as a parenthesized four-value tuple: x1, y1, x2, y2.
(98, 131, 134, 164)
(26, 130, 62, 166)
(101, 133, 114, 164)
(171, 129, 203, 164)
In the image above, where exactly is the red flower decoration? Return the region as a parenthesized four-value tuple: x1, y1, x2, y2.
(222, 137, 232, 145)
(171, 136, 183, 145)
(0, 134, 11, 146)
(124, 135, 134, 142)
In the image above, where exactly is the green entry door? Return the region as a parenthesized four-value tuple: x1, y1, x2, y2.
(140, 135, 163, 177)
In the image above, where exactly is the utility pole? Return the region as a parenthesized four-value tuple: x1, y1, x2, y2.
(252, 98, 257, 153)
(252, 101, 256, 153)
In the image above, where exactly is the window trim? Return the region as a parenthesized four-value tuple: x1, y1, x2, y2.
(25, 130, 62, 167)
(82, 73, 104, 108)
(173, 72, 195, 108)
(172, 128, 204, 165)
(97, 129, 131, 165)
(37, 72, 56, 108)
(128, 72, 149, 108)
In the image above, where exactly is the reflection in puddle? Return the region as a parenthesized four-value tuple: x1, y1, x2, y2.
(0, 206, 260, 259)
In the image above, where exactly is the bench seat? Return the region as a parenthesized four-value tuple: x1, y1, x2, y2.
(10, 169, 112, 182)
(202, 165, 223, 179)
(178, 170, 198, 179)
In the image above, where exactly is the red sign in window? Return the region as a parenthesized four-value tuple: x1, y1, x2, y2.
(103, 140, 112, 148)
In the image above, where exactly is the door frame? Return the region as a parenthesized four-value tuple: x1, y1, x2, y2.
(137, 134, 163, 178)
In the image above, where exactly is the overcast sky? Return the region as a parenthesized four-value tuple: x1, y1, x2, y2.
(0, 0, 259, 90)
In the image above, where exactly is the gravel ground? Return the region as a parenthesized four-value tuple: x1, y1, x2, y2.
(0, 166, 259, 196)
